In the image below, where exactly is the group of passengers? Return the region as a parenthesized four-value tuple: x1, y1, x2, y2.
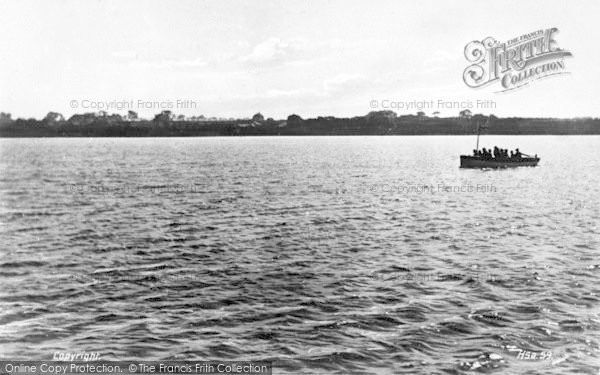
(473, 146, 522, 159)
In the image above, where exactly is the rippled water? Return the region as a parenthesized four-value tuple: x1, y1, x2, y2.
(0, 136, 599, 374)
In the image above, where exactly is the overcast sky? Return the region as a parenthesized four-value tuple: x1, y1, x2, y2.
(0, 0, 598, 119)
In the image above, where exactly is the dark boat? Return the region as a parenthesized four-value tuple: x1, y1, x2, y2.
(460, 116, 540, 168)
(460, 155, 540, 168)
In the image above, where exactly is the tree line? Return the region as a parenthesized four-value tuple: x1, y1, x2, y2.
(1, 110, 599, 137)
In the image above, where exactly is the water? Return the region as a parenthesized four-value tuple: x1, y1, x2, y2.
(0, 136, 599, 374)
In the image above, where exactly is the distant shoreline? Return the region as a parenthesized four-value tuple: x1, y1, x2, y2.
(1, 111, 600, 137)
(2, 134, 600, 138)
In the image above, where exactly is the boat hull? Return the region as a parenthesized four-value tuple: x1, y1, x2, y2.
(460, 156, 539, 168)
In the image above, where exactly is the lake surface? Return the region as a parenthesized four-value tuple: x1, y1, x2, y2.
(0, 136, 599, 374)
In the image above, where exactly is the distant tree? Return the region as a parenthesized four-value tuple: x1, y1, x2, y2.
(176, 114, 186, 121)
(44, 112, 65, 124)
(154, 110, 174, 121)
(472, 113, 487, 122)
(252, 112, 265, 122)
(68, 112, 97, 126)
(107, 113, 123, 122)
(153, 110, 174, 128)
(127, 111, 138, 121)
(432, 111, 440, 117)
(417, 111, 426, 117)
(459, 109, 473, 119)
(366, 110, 397, 121)
(287, 114, 303, 126)
(0, 112, 13, 125)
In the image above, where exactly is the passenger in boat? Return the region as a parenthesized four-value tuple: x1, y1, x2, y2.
(493, 146, 499, 158)
(510, 150, 514, 158)
(515, 148, 522, 158)
(473, 149, 478, 157)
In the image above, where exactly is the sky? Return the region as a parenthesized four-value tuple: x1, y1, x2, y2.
(0, 0, 598, 120)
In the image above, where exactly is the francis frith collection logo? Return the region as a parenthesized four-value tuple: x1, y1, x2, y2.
(463, 28, 572, 92)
